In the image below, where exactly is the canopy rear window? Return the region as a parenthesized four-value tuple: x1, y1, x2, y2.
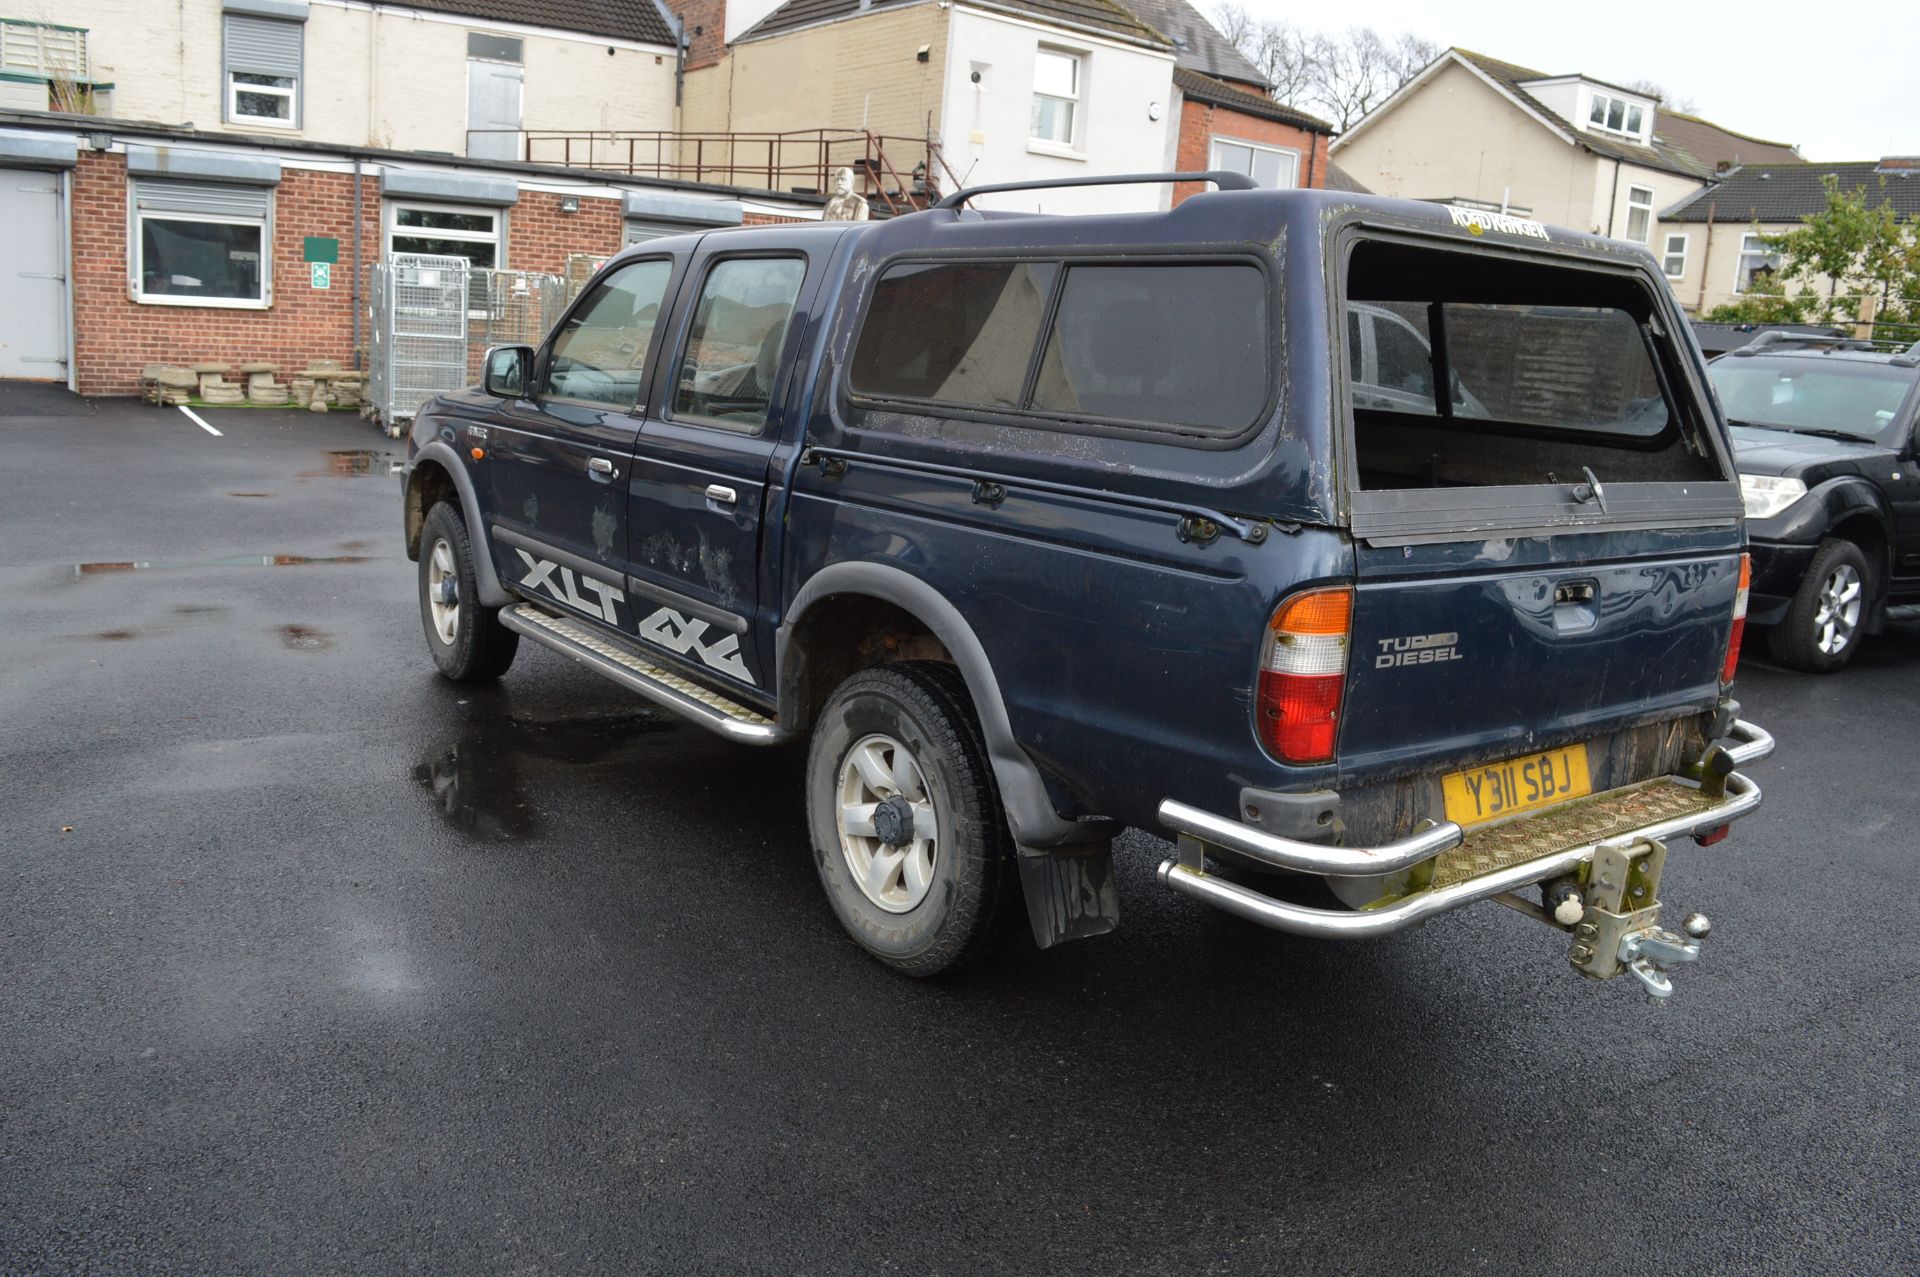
(1344, 238, 1722, 493)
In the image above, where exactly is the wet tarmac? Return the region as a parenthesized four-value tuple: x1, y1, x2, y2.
(3, 393, 1918, 1274)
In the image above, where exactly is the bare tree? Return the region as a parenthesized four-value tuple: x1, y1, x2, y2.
(1623, 78, 1699, 115)
(1211, 8, 1441, 132)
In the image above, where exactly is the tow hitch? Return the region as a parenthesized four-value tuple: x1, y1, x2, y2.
(1557, 838, 1712, 1000)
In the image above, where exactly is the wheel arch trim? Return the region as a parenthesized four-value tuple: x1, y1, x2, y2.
(778, 561, 1107, 848)
(405, 438, 511, 608)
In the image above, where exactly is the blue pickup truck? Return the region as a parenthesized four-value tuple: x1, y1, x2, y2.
(399, 174, 1772, 996)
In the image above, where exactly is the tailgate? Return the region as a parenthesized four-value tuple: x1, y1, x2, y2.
(1338, 534, 1740, 779)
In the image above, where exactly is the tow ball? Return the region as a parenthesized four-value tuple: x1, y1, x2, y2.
(1504, 838, 1712, 999)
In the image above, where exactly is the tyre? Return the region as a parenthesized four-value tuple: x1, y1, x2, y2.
(417, 500, 519, 683)
(1768, 538, 1871, 672)
(805, 662, 1015, 976)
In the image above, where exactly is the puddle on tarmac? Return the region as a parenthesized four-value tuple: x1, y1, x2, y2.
(304, 449, 403, 479)
(278, 624, 335, 651)
(172, 604, 228, 616)
(89, 629, 139, 641)
(69, 553, 372, 578)
(414, 710, 682, 840)
(226, 491, 273, 498)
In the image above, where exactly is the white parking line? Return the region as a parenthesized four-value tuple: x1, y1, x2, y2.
(178, 406, 223, 437)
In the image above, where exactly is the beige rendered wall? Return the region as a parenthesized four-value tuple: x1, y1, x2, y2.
(1332, 59, 1600, 230)
(55, 1, 674, 155)
(686, 7, 948, 139)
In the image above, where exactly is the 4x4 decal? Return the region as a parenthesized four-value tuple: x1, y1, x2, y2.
(637, 606, 753, 683)
(515, 549, 624, 625)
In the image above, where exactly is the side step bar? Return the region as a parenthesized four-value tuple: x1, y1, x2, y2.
(500, 603, 790, 745)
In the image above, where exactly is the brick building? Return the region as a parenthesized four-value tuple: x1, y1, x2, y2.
(1, 112, 819, 395)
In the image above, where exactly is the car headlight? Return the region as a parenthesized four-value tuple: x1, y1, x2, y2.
(1739, 473, 1808, 520)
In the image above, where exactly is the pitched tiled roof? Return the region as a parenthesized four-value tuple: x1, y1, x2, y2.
(1450, 50, 1707, 180)
(1173, 67, 1331, 134)
(1118, 0, 1266, 88)
(740, 0, 1167, 46)
(1664, 161, 1920, 223)
(1653, 111, 1800, 178)
(1324, 161, 1370, 193)
(376, 0, 677, 48)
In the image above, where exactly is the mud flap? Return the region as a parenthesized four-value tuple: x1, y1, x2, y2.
(1015, 842, 1120, 949)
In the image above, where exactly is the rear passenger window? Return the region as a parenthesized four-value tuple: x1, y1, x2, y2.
(673, 256, 807, 430)
(1029, 265, 1266, 431)
(848, 261, 1057, 409)
(849, 258, 1268, 436)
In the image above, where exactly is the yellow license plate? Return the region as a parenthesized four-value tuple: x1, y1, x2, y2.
(1441, 744, 1592, 827)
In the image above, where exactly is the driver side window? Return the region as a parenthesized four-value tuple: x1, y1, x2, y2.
(672, 256, 807, 430)
(544, 259, 672, 409)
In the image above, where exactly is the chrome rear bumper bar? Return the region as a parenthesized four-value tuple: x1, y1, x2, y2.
(1156, 720, 1772, 940)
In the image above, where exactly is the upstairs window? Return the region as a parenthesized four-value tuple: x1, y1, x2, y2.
(223, 12, 303, 127)
(1624, 185, 1654, 243)
(1663, 233, 1688, 279)
(1587, 91, 1646, 139)
(1209, 137, 1299, 190)
(1030, 48, 1080, 147)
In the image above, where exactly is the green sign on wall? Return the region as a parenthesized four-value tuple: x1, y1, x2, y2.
(303, 236, 339, 264)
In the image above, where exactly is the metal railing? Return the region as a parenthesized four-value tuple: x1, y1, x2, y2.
(466, 128, 954, 214)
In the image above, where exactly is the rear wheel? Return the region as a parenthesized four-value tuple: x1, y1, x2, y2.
(805, 662, 1015, 976)
(1769, 538, 1870, 672)
(418, 501, 519, 683)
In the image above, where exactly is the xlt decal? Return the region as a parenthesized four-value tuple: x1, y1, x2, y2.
(638, 606, 753, 683)
(1375, 632, 1463, 668)
(516, 550, 624, 624)
(1448, 207, 1550, 241)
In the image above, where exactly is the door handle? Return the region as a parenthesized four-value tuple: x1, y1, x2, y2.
(588, 457, 615, 475)
(704, 483, 738, 505)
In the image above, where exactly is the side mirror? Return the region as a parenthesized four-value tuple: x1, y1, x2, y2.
(482, 344, 534, 398)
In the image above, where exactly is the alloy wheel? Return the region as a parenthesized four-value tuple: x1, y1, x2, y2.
(1813, 561, 1862, 656)
(836, 733, 940, 913)
(426, 536, 461, 645)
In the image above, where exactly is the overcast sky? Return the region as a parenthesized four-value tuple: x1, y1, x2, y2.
(1232, 0, 1911, 162)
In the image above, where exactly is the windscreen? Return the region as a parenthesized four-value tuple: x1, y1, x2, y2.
(1345, 239, 1721, 490)
(1709, 356, 1916, 441)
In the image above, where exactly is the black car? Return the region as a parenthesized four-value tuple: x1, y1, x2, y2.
(1707, 332, 1920, 670)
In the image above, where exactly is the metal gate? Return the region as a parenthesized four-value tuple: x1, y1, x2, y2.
(0, 168, 69, 380)
(369, 253, 469, 432)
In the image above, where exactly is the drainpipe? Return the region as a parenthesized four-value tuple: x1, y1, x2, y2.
(1306, 130, 1319, 188)
(1696, 200, 1716, 313)
(351, 156, 363, 370)
(1606, 158, 1621, 237)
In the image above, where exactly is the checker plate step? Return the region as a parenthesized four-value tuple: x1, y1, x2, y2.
(1428, 779, 1726, 889)
(500, 603, 786, 744)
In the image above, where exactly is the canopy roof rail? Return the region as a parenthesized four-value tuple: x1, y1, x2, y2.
(933, 170, 1256, 210)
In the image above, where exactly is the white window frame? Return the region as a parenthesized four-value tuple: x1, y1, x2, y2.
(226, 70, 297, 128)
(1209, 136, 1300, 190)
(1624, 184, 1655, 244)
(385, 201, 506, 318)
(131, 209, 272, 310)
(1029, 46, 1083, 156)
(1587, 90, 1647, 140)
(1662, 232, 1688, 280)
(1734, 232, 1782, 295)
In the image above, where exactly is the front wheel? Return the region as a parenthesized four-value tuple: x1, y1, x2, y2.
(417, 501, 519, 683)
(1768, 538, 1871, 673)
(805, 662, 1015, 976)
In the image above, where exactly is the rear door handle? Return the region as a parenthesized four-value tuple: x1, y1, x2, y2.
(704, 483, 737, 505)
(588, 457, 615, 475)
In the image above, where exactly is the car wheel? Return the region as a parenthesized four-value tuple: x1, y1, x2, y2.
(805, 662, 1015, 976)
(418, 501, 519, 683)
(1768, 538, 1871, 672)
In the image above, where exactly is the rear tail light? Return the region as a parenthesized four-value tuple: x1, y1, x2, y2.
(1721, 553, 1751, 685)
(1257, 587, 1353, 764)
